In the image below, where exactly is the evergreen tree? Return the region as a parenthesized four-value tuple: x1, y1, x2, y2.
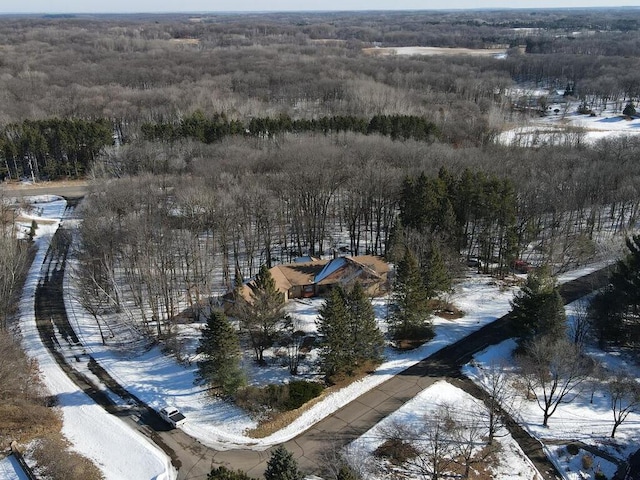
(264, 445, 303, 480)
(422, 244, 451, 299)
(208, 466, 254, 480)
(589, 235, 640, 348)
(389, 247, 433, 342)
(196, 309, 246, 397)
(510, 267, 566, 343)
(317, 284, 384, 380)
(347, 282, 385, 368)
(317, 287, 351, 378)
(336, 465, 360, 480)
(623, 102, 636, 117)
(237, 264, 286, 365)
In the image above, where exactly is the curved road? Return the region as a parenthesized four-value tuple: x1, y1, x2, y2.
(32, 192, 621, 479)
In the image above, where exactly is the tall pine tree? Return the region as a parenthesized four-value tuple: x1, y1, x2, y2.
(347, 282, 385, 367)
(389, 247, 433, 343)
(237, 264, 286, 365)
(317, 287, 351, 378)
(510, 267, 566, 344)
(264, 445, 303, 480)
(317, 283, 384, 381)
(196, 309, 246, 397)
(422, 243, 451, 299)
(590, 235, 640, 348)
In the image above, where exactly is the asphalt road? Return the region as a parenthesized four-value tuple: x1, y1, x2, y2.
(1, 180, 88, 199)
(30, 191, 620, 480)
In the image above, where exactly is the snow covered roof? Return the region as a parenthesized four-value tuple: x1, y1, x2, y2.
(314, 257, 348, 284)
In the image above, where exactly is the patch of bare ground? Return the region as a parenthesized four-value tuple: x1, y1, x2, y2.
(32, 434, 104, 480)
(168, 38, 200, 46)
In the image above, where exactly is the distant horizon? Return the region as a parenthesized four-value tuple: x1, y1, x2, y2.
(2, 1, 639, 15)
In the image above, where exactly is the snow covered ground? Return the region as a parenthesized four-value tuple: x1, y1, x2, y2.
(14, 196, 176, 480)
(462, 300, 640, 480)
(498, 91, 640, 146)
(347, 381, 542, 479)
(11, 194, 635, 480)
(63, 256, 518, 450)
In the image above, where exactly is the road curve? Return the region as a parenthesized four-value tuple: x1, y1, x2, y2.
(34, 201, 615, 480)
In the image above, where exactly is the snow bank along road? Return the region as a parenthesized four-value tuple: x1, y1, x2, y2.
(34, 198, 614, 479)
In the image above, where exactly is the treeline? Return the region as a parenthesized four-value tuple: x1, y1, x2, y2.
(141, 112, 439, 143)
(0, 118, 113, 180)
(0, 11, 638, 147)
(398, 168, 517, 276)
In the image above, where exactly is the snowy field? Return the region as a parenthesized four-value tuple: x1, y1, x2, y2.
(8, 193, 635, 480)
(363, 46, 508, 57)
(498, 91, 640, 146)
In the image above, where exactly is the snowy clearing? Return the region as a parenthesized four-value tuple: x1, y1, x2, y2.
(498, 92, 640, 146)
(363, 46, 508, 57)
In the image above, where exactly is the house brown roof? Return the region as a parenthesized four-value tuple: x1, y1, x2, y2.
(235, 255, 389, 302)
(274, 261, 326, 287)
(350, 255, 391, 276)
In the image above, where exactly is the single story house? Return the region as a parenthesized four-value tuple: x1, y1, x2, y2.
(231, 255, 390, 307)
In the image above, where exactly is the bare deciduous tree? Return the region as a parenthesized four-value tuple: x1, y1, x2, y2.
(518, 336, 593, 427)
(608, 374, 640, 438)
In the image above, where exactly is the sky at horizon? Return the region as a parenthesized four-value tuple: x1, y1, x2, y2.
(1, 0, 639, 14)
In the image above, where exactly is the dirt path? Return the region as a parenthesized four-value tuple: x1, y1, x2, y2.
(33, 206, 616, 479)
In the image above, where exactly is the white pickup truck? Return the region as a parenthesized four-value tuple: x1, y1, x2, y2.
(159, 406, 186, 428)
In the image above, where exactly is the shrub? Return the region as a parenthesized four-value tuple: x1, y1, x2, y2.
(33, 435, 103, 480)
(236, 381, 324, 414)
(581, 454, 593, 470)
(374, 438, 419, 464)
(577, 103, 593, 115)
(285, 380, 324, 410)
(595, 471, 607, 480)
(208, 466, 255, 480)
(566, 443, 580, 455)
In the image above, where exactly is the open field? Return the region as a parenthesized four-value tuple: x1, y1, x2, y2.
(363, 46, 509, 57)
